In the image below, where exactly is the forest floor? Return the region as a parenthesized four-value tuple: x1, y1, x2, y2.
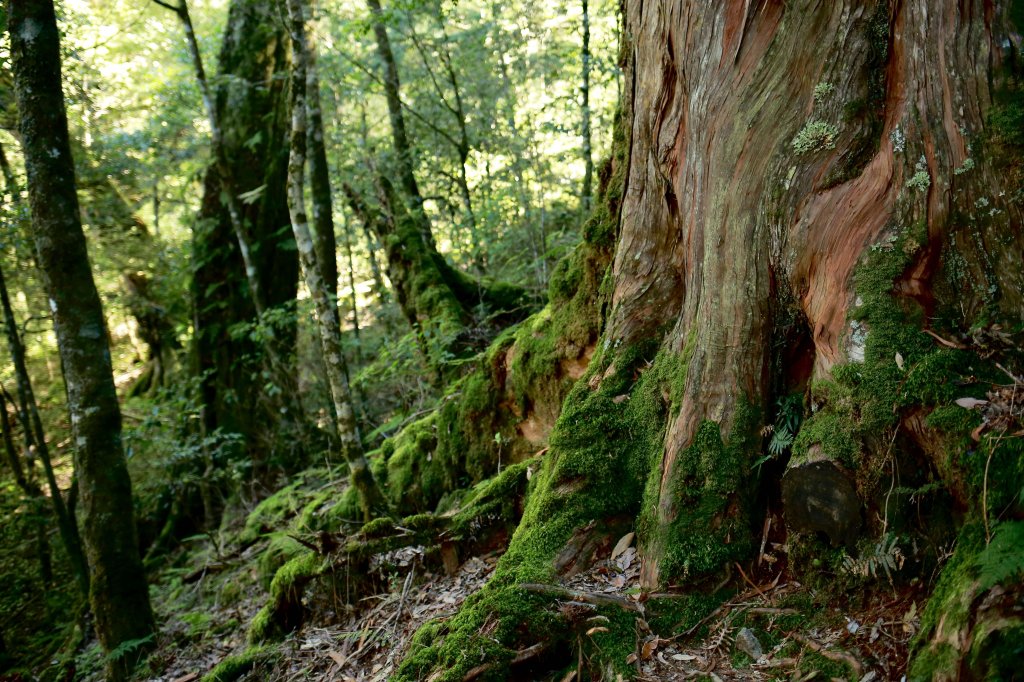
(82, 499, 922, 682)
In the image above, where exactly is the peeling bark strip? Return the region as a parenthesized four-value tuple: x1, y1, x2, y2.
(7, 0, 155, 676)
(285, 0, 387, 517)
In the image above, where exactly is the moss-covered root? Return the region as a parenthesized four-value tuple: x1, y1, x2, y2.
(201, 644, 278, 682)
(247, 552, 323, 643)
(908, 522, 1024, 681)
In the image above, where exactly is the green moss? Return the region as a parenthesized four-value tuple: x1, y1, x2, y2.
(799, 652, 853, 680)
(201, 644, 277, 682)
(240, 481, 306, 544)
(256, 533, 304, 589)
(909, 523, 986, 681)
(793, 408, 859, 468)
(248, 551, 323, 643)
(655, 408, 759, 580)
(646, 593, 724, 636)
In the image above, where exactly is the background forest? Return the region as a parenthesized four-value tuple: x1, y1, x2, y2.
(1, 0, 617, 676)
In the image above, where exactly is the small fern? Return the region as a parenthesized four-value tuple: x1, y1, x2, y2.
(105, 633, 155, 663)
(842, 534, 905, 580)
(977, 521, 1024, 590)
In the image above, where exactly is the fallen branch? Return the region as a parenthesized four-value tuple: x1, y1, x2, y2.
(788, 631, 863, 677)
(518, 583, 644, 612)
(462, 642, 546, 681)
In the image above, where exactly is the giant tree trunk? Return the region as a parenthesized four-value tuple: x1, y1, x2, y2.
(7, 1, 155, 676)
(397, 1, 1024, 678)
(192, 0, 300, 455)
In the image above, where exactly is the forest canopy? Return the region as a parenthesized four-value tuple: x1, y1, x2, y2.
(1, 0, 1023, 681)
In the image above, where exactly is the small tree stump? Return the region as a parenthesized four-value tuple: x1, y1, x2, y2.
(782, 446, 861, 547)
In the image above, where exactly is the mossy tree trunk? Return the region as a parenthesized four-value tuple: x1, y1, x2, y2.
(399, 1, 1024, 678)
(192, 0, 301, 457)
(8, 0, 155, 676)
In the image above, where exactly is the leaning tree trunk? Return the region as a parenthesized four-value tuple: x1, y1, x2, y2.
(7, 0, 155, 677)
(396, 1, 1024, 679)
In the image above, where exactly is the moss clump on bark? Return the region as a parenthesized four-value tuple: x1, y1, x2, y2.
(376, 209, 612, 517)
(654, 408, 760, 581)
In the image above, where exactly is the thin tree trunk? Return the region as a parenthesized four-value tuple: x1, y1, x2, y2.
(365, 0, 433, 244)
(286, 0, 387, 518)
(0, 388, 52, 584)
(0, 191, 88, 599)
(304, 10, 339, 309)
(340, 211, 362, 362)
(8, 0, 155, 676)
(580, 0, 593, 213)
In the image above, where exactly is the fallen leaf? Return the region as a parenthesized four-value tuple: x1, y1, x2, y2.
(586, 626, 609, 636)
(641, 637, 660, 659)
(626, 653, 638, 664)
(171, 675, 198, 682)
(955, 397, 989, 409)
(671, 653, 697, 661)
(616, 546, 637, 571)
(611, 532, 635, 561)
(327, 650, 348, 667)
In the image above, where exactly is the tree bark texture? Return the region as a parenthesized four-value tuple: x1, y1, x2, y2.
(305, 21, 340, 309)
(610, 0, 1024, 588)
(7, 0, 155, 674)
(285, 0, 388, 518)
(580, 0, 594, 212)
(192, 0, 300, 447)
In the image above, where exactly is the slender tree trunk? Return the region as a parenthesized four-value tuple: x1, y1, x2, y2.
(0, 388, 52, 584)
(365, 0, 433, 244)
(580, 0, 593, 213)
(7, 0, 155, 675)
(285, 0, 387, 518)
(340, 211, 362, 361)
(0, 264, 88, 596)
(304, 10, 340, 308)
